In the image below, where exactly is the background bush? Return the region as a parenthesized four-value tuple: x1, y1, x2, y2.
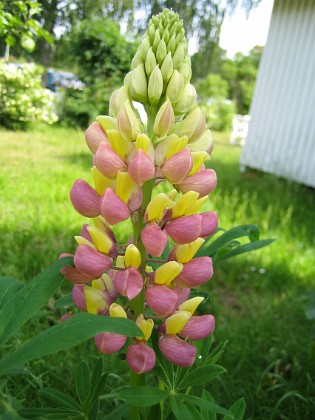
(201, 99, 236, 132)
(0, 60, 58, 130)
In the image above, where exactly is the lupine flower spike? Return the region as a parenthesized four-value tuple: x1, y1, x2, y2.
(61, 9, 218, 374)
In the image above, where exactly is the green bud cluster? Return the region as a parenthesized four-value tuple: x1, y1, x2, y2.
(125, 9, 196, 117)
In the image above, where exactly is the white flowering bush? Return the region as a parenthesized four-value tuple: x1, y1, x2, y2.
(0, 60, 58, 129)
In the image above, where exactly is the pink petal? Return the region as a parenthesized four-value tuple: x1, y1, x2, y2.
(74, 245, 113, 278)
(81, 224, 93, 242)
(165, 215, 202, 244)
(158, 335, 196, 366)
(85, 121, 108, 153)
(161, 148, 193, 184)
(70, 179, 100, 218)
(146, 285, 178, 316)
(128, 150, 155, 186)
(200, 211, 218, 238)
(95, 141, 127, 179)
(61, 266, 93, 284)
(141, 223, 168, 257)
(100, 189, 130, 225)
(95, 332, 126, 355)
(180, 315, 215, 341)
(176, 256, 213, 288)
(127, 342, 156, 374)
(173, 285, 190, 306)
(113, 268, 143, 300)
(177, 169, 217, 197)
(60, 313, 73, 322)
(72, 284, 87, 310)
(127, 186, 143, 211)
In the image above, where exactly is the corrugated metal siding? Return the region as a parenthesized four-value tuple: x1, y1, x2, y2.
(240, 0, 315, 187)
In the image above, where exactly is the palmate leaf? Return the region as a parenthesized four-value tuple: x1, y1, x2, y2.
(117, 387, 169, 407)
(180, 394, 231, 417)
(196, 224, 274, 262)
(0, 313, 142, 376)
(223, 397, 246, 420)
(0, 257, 73, 347)
(39, 388, 81, 411)
(178, 365, 226, 389)
(172, 396, 194, 420)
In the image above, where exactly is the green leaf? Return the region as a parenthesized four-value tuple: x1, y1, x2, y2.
(172, 396, 194, 420)
(201, 390, 217, 420)
(0, 257, 72, 347)
(18, 407, 79, 418)
(179, 365, 226, 389)
(216, 239, 275, 262)
(39, 388, 81, 411)
(180, 394, 231, 416)
(55, 293, 73, 308)
(224, 397, 246, 420)
(0, 395, 24, 419)
(0, 312, 141, 376)
(21, 33, 35, 52)
(195, 334, 214, 363)
(102, 402, 129, 420)
(117, 387, 169, 407)
(206, 340, 229, 365)
(0, 277, 24, 310)
(75, 360, 90, 403)
(5, 34, 16, 46)
(185, 401, 204, 420)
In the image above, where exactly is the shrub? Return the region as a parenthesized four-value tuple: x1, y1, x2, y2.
(201, 99, 236, 132)
(0, 60, 58, 129)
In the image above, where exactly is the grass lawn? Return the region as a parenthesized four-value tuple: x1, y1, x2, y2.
(0, 125, 314, 418)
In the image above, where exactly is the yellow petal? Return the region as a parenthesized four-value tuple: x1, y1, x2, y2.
(109, 303, 127, 318)
(116, 171, 137, 204)
(106, 129, 134, 159)
(175, 238, 205, 263)
(171, 191, 199, 218)
(84, 287, 108, 314)
(178, 297, 204, 315)
(136, 314, 154, 341)
(189, 151, 210, 175)
(165, 310, 191, 334)
(116, 255, 125, 268)
(155, 261, 183, 286)
(185, 196, 208, 216)
(135, 133, 154, 158)
(91, 166, 113, 195)
(146, 193, 174, 222)
(74, 236, 95, 248)
(87, 226, 113, 254)
(125, 244, 141, 269)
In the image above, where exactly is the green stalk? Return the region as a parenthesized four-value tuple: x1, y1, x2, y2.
(129, 113, 156, 419)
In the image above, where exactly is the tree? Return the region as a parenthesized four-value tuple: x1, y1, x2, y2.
(0, 1, 52, 61)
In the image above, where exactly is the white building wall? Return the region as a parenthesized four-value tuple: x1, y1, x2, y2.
(240, 0, 315, 188)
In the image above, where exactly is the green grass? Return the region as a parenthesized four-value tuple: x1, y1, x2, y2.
(1, 126, 315, 418)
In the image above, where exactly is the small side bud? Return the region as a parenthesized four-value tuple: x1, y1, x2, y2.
(125, 244, 141, 269)
(161, 52, 174, 82)
(153, 98, 175, 138)
(156, 39, 167, 64)
(131, 63, 148, 103)
(166, 70, 184, 103)
(145, 47, 157, 77)
(148, 66, 163, 105)
(117, 101, 142, 141)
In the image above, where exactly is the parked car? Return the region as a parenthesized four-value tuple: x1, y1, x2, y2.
(45, 69, 85, 92)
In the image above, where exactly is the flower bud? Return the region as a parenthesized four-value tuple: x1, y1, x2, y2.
(153, 99, 175, 138)
(161, 52, 174, 82)
(166, 70, 184, 103)
(70, 179, 100, 218)
(179, 315, 215, 341)
(95, 333, 126, 355)
(95, 142, 127, 179)
(131, 50, 143, 69)
(165, 214, 202, 245)
(100, 188, 130, 225)
(109, 303, 127, 318)
(128, 150, 155, 186)
(177, 169, 217, 197)
(113, 267, 143, 300)
(146, 285, 178, 316)
(152, 30, 161, 52)
(141, 223, 168, 257)
(174, 83, 196, 115)
(167, 35, 176, 54)
(85, 121, 108, 153)
(109, 85, 130, 117)
(172, 45, 185, 69)
(178, 56, 192, 84)
(161, 148, 193, 184)
(125, 244, 141, 269)
(148, 66, 163, 105)
(154, 261, 183, 286)
(174, 106, 206, 142)
(131, 63, 148, 103)
(188, 129, 214, 154)
(176, 256, 213, 288)
(127, 341, 156, 374)
(140, 36, 151, 59)
(156, 39, 167, 64)
(74, 245, 113, 279)
(145, 47, 157, 77)
(158, 335, 196, 367)
(117, 101, 142, 141)
(200, 211, 218, 238)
